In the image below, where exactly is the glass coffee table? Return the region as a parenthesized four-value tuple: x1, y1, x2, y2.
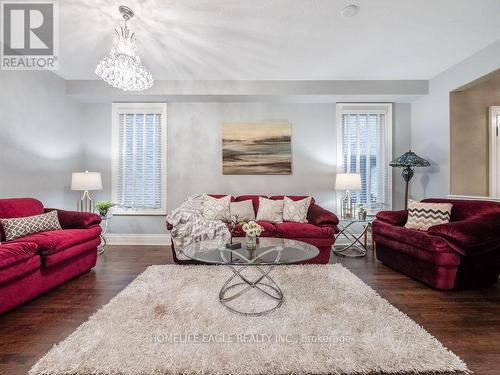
(181, 237, 319, 316)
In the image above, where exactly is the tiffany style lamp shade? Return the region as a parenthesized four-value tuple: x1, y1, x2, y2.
(390, 150, 430, 209)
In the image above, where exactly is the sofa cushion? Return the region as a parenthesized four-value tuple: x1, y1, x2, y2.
(234, 195, 268, 214)
(270, 195, 316, 205)
(372, 220, 453, 253)
(1, 210, 62, 241)
(10, 226, 102, 255)
(0, 256, 41, 285)
(275, 222, 334, 239)
(203, 195, 231, 221)
(0, 242, 39, 269)
(229, 200, 255, 221)
(283, 196, 312, 223)
(233, 221, 276, 237)
(0, 242, 40, 285)
(405, 200, 452, 231)
(43, 237, 100, 268)
(0, 198, 44, 241)
(427, 215, 500, 256)
(256, 197, 284, 223)
(375, 234, 460, 266)
(0, 198, 44, 218)
(44, 208, 102, 229)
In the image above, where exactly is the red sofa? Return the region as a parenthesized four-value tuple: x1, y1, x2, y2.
(167, 195, 339, 264)
(372, 198, 500, 290)
(0, 198, 102, 314)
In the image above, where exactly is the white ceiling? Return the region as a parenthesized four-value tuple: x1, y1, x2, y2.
(59, 0, 500, 80)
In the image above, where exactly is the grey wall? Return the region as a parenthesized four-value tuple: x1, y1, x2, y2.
(411, 39, 500, 200)
(84, 102, 411, 234)
(0, 70, 83, 208)
(393, 103, 412, 207)
(0, 70, 412, 235)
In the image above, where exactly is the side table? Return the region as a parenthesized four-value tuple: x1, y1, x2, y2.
(333, 218, 374, 258)
(98, 215, 112, 255)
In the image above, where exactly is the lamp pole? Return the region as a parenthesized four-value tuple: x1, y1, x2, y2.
(401, 166, 414, 210)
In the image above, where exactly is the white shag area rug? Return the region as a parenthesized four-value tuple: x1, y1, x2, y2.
(30, 264, 469, 375)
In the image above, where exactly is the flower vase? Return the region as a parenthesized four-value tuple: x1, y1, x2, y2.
(245, 234, 257, 251)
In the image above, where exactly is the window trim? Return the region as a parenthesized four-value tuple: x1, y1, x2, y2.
(336, 103, 393, 212)
(111, 102, 167, 216)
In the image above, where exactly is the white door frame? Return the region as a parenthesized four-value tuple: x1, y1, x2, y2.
(489, 106, 500, 197)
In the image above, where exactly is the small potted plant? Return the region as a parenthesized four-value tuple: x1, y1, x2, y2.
(242, 221, 264, 251)
(357, 203, 367, 221)
(223, 214, 242, 250)
(95, 201, 116, 218)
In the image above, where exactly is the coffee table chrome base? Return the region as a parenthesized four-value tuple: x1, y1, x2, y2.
(219, 264, 284, 316)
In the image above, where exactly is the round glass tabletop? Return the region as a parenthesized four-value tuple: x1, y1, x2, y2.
(181, 237, 319, 265)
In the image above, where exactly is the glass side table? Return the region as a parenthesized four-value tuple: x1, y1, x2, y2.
(333, 217, 374, 258)
(98, 214, 112, 255)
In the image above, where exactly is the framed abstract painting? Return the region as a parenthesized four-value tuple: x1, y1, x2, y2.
(222, 122, 292, 175)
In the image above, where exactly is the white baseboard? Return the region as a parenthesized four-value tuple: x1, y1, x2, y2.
(106, 233, 171, 246)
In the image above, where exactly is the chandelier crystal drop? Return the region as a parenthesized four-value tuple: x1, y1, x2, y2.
(95, 6, 153, 92)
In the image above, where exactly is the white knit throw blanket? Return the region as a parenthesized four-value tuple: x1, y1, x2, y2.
(166, 194, 230, 260)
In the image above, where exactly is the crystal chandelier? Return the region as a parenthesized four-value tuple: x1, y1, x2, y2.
(95, 6, 153, 92)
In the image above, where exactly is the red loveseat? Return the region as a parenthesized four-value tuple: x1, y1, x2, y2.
(167, 195, 339, 264)
(372, 198, 500, 290)
(0, 198, 102, 314)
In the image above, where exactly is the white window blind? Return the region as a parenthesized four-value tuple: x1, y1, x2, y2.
(112, 103, 167, 215)
(337, 104, 392, 212)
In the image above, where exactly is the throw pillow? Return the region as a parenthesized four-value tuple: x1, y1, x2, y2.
(283, 196, 312, 223)
(203, 195, 231, 221)
(0, 210, 62, 241)
(405, 200, 453, 231)
(256, 197, 284, 223)
(230, 200, 255, 221)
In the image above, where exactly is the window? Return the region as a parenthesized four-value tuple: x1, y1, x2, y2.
(111, 103, 167, 215)
(336, 103, 392, 212)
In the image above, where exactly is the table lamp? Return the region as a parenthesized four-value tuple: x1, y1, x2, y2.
(335, 173, 361, 219)
(389, 150, 430, 209)
(71, 171, 102, 212)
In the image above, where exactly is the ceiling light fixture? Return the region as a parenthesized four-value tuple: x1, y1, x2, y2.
(340, 4, 360, 18)
(95, 6, 153, 92)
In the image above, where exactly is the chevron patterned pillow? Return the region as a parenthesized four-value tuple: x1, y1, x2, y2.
(405, 200, 453, 231)
(0, 210, 62, 241)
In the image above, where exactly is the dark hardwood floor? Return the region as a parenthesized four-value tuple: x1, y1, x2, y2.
(0, 246, 499, 375)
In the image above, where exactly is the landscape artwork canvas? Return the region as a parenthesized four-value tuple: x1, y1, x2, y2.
(222, 122, 292, 175)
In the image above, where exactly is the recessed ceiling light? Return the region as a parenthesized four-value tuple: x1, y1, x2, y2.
(341, 4, 360, 18)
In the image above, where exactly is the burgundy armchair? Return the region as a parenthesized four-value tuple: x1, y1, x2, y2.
(372, 198, 500, 290)
(0, 198, 102, 314)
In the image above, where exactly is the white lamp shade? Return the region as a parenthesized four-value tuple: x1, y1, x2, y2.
(335, 173, 362, 191)
(71, 171, 102, 191)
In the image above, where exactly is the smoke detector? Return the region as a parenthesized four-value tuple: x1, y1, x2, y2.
(341, 4, 360, 18)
